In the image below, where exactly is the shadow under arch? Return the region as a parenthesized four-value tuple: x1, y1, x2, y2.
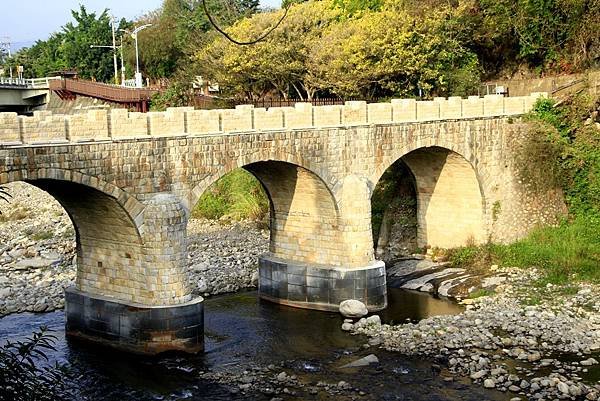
(19, 179, 144, 299)
(1, 168, 145, 232)
(371, 146, 486, 249)
(188, 153, 337, 213)
(193, 160, 341, 266)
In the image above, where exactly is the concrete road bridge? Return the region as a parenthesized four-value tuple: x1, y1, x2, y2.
(0, 93, 566, 354)
(0, 77, 60, 114)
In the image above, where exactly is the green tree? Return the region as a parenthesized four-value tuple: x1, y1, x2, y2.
(196, 0, 341, 99)
(4, 5, 127, 82)
(61, 6, 123, 82)
(307, 1, 481, 98)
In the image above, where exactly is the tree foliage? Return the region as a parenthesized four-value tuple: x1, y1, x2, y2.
(127, 0, 262, 80)
(0, 327, 72, 401)
(4, 6, 128, 82)
(197, 0, 483, 99)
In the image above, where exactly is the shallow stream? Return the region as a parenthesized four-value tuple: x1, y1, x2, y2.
(0, 288, 510, 400)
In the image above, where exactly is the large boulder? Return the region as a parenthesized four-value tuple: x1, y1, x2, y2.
(339, 299, 368, 318)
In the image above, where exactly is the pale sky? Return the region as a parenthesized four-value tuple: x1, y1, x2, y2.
(1, 0, 282, 50)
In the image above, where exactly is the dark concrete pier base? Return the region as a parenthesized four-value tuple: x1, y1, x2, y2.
(65, 287, 204, 355)
(258, 255, 387, 312)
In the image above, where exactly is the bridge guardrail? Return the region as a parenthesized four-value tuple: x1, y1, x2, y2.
(0, 76, 60, 89)
(0, 92, 547, 146)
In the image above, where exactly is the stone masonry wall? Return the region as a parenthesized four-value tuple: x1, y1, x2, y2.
(0, 92, 566, 304)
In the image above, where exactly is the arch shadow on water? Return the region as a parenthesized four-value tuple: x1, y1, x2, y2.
(0, 288, 513, 401)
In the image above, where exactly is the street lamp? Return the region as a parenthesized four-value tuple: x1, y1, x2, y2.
(121, 24, 152, 88)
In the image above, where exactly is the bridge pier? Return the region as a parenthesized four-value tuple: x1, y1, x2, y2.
(246, 168, 387, 312)
(64, 288, 204, 355)
(258, 256, 386, 312)
(62, 192, 203, 355)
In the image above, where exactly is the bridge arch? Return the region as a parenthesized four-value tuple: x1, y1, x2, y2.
(1, 168, 145, 230)
(188, 152, 337, 212)
(371, 145, 486, 249)
(1, 178, 147, 301)
(191, 158, 344, 266)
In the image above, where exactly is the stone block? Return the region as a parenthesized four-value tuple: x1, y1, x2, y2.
(20, 111, 67, 143)
(109, 109, 148, 138)
(438, 97, 462, 119)
(186, 109, 220, 134)
(367, 103, 392, 124)
(504, 97, 525, 115)
(148, 107, 187, 137)
(254, 107, 284, 130)
(343, 101, 367, 125)
(484, 94, 504, 116)
(67, 110, 109, 141)
(284, 103, 313, 129)
(0, 112, 20, 143)
(391, 99, 417, 122)
(220, 104, 253, 132)
(416, 101, 441, 120)
(462, 96, 484, 118)
(314, 105, 342, 127)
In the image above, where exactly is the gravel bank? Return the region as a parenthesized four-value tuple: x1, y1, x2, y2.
(0, 182, 268, 316)
(349, 266, 600, 400)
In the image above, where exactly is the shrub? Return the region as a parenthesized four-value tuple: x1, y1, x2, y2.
(193, 169, 269, 221)
(0, 327, 72, 401)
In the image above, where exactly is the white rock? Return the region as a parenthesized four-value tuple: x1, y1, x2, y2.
(366, 315, 381, 326)
(557, 381, 570, 395)
(14, 257, 55, 269)
(197, 279, 209, 293)
(483, 378, 496, 388)
(339, 300, 368, 318)
(470, 370, 487, 380)
(581, 358, 599, 366)
(340, 354, 379, 368)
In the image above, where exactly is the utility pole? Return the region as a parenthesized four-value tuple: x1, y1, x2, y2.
(89, 14, 120, 84)
(111, 16, 118, 84)
(0, 37, 12, 79)
(119, 35, 125, 86)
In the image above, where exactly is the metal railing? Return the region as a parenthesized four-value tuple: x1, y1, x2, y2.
(0, 76, 61, 89)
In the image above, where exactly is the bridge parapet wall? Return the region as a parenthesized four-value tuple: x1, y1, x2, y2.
(67, 110, 109, 141)
(0, 93, 547, 145)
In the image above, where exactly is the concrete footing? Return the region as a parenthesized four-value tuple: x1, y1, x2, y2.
(258, 255, 387, 312)
(64, 287, 204, 355)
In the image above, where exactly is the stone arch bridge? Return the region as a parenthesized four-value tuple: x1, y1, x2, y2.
(0, 93, 565, 354)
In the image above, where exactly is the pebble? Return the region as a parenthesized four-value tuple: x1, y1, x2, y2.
(348, 263, 600, 401)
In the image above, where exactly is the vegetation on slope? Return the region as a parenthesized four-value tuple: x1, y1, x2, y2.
(192, 169, 268, 221)
(449, 94, 600, 284)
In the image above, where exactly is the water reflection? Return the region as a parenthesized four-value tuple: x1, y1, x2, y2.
(0, 289, 499, 401)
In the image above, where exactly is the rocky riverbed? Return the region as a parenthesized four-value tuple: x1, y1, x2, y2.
(0, 182, 268, 316)
(348, 266, 600, 400)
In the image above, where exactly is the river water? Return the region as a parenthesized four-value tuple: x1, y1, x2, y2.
(0, 288, 510, 400)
